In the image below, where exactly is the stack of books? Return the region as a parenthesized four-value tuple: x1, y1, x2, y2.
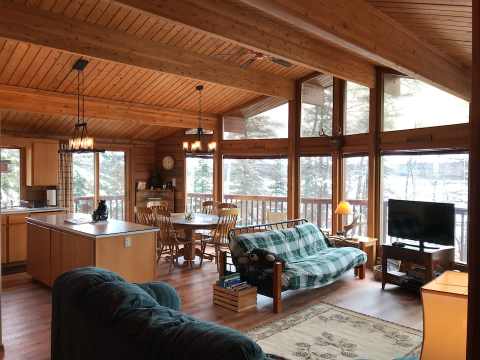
(219, 273, 249, 290)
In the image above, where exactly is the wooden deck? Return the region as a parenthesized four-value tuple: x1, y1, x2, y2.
(0, 261, 422, 360)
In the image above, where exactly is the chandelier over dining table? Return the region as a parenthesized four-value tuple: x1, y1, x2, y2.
(182, 85, 216, 154)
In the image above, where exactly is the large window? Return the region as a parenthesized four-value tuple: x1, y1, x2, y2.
(381, 153, 469, 262)
(383, 74, 469, 131)
(300, 156, 333, 230)
(343, 156, 369, 236)
(99, 151, 126, 220)
(73, 151, 126, 220)
(0, 148, 21, 208)
(223, 101, 288, 140)
(73, 153, 95, 215)
(223, 158, 288, 225)
(186, 156, 213, 213)
(301, 75, 333, 137)
(345, 81, 370, 135)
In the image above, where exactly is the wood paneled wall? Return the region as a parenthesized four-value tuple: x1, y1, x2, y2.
(129, 143, 156, 220)
(156, 131, 187, 213)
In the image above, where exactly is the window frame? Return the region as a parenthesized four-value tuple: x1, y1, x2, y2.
(72, 149, 128, 220)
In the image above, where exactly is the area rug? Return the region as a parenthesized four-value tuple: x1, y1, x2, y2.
(247, 303, 422, 360)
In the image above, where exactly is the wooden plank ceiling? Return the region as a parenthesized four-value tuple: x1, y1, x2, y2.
(0, 0, 473, 141)
(368, 0, 472, 69)
(0, 0, 310, 141)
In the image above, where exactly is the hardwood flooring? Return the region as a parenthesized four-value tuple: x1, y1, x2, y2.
(0, 261, 422, 360)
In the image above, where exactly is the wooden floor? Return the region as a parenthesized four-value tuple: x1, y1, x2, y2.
(0, 261, 422, 360)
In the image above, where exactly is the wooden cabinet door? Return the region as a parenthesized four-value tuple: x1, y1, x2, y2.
(8, 215, 28, 262)
(51, 231, 94, 283)
(27, 141, 59, 186)
(27, 224, 51, 286)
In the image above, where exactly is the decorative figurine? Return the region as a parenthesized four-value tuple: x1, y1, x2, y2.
(92, 200, 108, 222)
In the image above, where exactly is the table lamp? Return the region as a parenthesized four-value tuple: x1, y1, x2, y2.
(335, 201, 354, 236)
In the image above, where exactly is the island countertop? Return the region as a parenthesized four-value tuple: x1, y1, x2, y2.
(26, 213, 159, 239)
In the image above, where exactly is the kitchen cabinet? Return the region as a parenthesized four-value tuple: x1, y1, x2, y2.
(27, 223, 52, 285)
(1, 210, 65, 270)
(8, 214, 27, 263)
(26, 141, 59, 186)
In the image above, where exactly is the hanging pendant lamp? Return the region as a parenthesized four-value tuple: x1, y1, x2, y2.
(182, 85, 216, 154)
(59, 58, 104, 154)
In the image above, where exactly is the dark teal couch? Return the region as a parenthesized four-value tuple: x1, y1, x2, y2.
(52, 267, 266, 360)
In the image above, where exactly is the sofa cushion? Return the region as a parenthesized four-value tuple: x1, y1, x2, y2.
(137, 282, 181, 311)
(231, 229, 295, 261)
(231, 223, 329, 263)
(283, 247, 367, 290)
(294, 223, 329, 256)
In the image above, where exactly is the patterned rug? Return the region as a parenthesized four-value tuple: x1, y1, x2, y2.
(247, 303, 422, 360)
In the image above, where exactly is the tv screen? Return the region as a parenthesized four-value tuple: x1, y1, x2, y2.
(387, 199, 455, 246)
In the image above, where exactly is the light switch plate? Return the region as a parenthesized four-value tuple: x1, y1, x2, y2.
(124, 237, 132, 248)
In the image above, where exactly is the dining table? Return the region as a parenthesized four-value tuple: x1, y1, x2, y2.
(170, 213, 219, 262)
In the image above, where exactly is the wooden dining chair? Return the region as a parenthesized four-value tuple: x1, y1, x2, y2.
(147, 200, 169, 211)
(216, 202, 237, 210)
(200, 208, 238, 269)
(155, 209, 194, 272)
(135, 206, 154, 225)
(201, 200, 216, 214)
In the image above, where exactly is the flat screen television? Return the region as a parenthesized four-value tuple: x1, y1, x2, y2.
(387, 199, 455, 249)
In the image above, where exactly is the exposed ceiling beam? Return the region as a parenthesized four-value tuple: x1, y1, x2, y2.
(0, 85, 217, 129)
(112, 0, 376, 88)
(0, 1, 294, 100)
(238, 0, 471, 100)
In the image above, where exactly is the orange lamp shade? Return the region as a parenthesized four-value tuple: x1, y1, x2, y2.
(335, 201, 352, 215)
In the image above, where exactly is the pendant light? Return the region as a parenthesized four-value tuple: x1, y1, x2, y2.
(182, 85, 216, 154)
(59, 58, 104, 154)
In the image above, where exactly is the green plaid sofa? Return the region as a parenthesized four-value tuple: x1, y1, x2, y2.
(229, 222, 367, 307)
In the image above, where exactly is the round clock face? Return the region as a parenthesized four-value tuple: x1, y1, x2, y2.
(162, 155, 175, 170)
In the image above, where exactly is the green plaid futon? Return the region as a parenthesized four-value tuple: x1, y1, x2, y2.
(230, 223, 367, 290)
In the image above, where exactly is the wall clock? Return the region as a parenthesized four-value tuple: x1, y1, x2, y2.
(162, 155, 175, 170)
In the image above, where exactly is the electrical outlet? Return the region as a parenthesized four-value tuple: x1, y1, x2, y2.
(124, 238, 132, 248)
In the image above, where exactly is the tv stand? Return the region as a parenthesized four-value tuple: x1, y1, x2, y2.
(381, 243, 454, 290)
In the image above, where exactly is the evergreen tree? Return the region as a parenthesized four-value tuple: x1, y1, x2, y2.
(192, 158, 213, 193)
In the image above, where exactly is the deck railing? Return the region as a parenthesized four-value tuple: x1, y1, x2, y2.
(73, 195, 125, 220)
(185, 193, 367, 233)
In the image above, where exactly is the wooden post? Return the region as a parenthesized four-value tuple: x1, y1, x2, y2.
(273, 261, 283, 313)
(214, 115, 223, 204)
(467, 0, 480, 358)
(332, 78, 345, 234)
(288, 80, 301, 220)
(368, 69, 382, 240)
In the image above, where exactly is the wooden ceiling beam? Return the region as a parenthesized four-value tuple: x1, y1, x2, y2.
(0, 85, 217, 129)
(238, 0, 471, 100)
(112, 0, 376, 88)
(0, 1, 294, 100)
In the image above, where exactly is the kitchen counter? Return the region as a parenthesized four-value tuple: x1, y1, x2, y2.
(26, 213, 158, 238)
(26, 213, 158, 285)
(0, 206, 65, 215)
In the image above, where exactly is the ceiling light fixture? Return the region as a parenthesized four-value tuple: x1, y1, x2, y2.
(59, 58, 104, 154)
(182, 85, 216, 154)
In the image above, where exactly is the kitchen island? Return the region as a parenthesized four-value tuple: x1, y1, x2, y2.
(26, 214, 159, 286)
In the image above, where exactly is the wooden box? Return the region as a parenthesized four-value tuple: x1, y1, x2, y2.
(213, 284, 257, 312)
